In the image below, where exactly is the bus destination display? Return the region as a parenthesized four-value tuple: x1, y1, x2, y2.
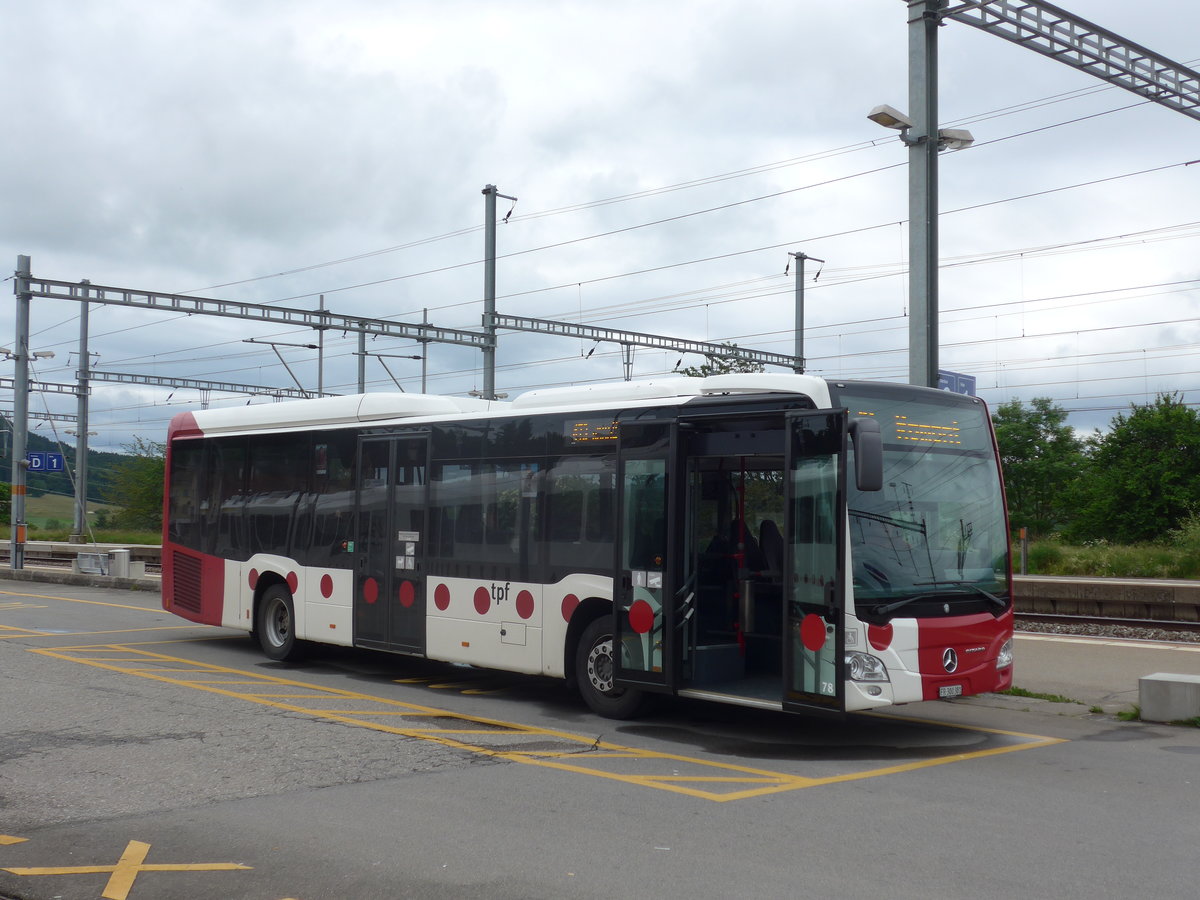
(566, 418, 619, 445)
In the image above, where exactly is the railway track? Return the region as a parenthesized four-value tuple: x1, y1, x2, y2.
(1015, 612, 1200, 643)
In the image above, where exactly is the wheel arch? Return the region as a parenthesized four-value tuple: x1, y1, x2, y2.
(563, 596, 611, 688)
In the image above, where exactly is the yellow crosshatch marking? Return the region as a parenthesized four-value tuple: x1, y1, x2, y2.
(2, 839, 250, 900)
(0, 601, 47, 610)
(31, 643, 1064, 802)
(0, 835, 28, 846)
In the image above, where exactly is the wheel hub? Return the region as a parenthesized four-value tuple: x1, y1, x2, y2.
(586, 637, 614, 693)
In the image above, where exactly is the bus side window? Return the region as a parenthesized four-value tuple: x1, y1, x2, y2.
(546, 457, 614, 574)
(304, 432, 356, 568)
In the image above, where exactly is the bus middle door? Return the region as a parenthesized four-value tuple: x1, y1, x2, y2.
(355, 434, 428, 654)
(613, 420, 681, 694)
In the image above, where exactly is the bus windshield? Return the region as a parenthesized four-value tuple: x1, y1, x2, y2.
(829, 383, 1009, 614)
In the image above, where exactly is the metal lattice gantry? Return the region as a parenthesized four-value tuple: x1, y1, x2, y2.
(493, 314, 804, 373)
(17, 275, 492, 349)
(943, 0, 1200, 121)
(86, 371, 333, 401)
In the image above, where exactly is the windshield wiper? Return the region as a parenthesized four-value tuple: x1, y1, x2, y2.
(914, 580, 1009, 609)
(873, 582, 1008, 617)
(872, 593, 941, 616)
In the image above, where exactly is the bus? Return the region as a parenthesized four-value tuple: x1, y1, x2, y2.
(162, 373, 1013, 718)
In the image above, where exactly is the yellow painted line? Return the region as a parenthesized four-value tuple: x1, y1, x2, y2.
(2, 839, 250, 900)
(0, 624, 44, 639)
(33, 643, 1064, 802)
(0, 625, 195, 641)
(0, 589, 160, 613)
(0, 602, 47, 610)
(0, 834, 28, 846)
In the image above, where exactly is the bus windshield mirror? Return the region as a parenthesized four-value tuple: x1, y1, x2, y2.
(848, 417, 883, 492)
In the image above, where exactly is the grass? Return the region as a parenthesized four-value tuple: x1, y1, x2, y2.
(999, 686, 1082, 705)
(0, 494, 157, 544)
(1, 527, 160, 544)
(1022, 516, 1200, 578)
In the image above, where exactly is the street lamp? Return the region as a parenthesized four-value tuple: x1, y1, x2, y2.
(0, 348, 56, 360)
(867, 94, 975, 388)
(867, 104, 974, 150)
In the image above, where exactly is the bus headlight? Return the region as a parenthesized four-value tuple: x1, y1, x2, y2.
(996, 638, 1013, 669)
(846, 651, 889, 682)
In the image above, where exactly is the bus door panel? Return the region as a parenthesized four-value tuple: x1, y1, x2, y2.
(613, 421, 679, 692)
(355, 435, 428, 653)
(783, 410, 847, 713)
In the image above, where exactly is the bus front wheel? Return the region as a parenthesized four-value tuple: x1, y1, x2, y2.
(257, 585, 302, 661)
(576, 617, 644, 719)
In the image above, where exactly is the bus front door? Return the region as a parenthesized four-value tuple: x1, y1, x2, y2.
(783, 410, 847, 713)
(613, 421, 680, 694)
(355, 435, 428, 653)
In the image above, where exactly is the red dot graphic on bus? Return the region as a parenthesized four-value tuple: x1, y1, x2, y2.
(398, 581, 415, 608)
(474, 587, 491, 615)
(248, 569, 259, 590)
(398, 580, 417, 609)
(320, 574, 334, 598)
(515, 590, 534, 620)
(286, 572, 299, 594)
(629, 599, 655, 635)
(800, 613, 827, 652)
(434, 584, 451, 611)
(363, 577, 379, 605)
(561, 594, 580, 622)
(868, 622, 894, 651)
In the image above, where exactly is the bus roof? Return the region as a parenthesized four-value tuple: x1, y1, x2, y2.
(170, 373, 834, 438)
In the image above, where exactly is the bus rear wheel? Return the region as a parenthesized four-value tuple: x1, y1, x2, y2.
(576, 617, 644, 719)
(257, 585, 302, 661)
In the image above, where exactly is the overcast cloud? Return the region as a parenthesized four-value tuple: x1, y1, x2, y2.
(3, 0, 1199, 452)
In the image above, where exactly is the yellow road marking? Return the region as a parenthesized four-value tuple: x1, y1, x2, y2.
(0, 624, 44, 639)
(0, 588, 160, 613)
(0, 625, 196, 641)
(33, 643, 1065, 801)
(2, 839, 250, 900)
(0, 835, 27, 846)
(0, 602, 47, 610)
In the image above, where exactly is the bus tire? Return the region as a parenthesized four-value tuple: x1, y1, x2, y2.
(257, 584, 302, 662)
(576, 617, 645, 719)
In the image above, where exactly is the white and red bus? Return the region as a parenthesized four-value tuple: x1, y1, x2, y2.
(162, 373, 1013, 718)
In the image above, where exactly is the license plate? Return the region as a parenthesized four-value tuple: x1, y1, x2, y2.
(938, 684, 963, 699)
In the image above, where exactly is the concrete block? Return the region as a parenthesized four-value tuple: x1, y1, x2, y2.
(1139, 672, 1200, 722)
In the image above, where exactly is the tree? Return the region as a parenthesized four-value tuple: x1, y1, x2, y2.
(1069, 393, 1200, 544)
(991, 397, 1085, 536)
(104, 437, 166, 531)
(677, 343, 765, 377)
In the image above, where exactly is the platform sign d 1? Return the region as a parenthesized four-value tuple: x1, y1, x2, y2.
(937, 370, 977, 397)
(25, 452, 65, 472)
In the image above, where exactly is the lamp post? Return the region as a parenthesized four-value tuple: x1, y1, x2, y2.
(867, 100, 972, 388)
(4, 255, 58, 570)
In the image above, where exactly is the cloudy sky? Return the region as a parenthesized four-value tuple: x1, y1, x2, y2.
(4, 0, 1199, 452)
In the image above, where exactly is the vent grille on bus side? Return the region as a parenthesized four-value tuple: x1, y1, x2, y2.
(172, 552, 203, 614)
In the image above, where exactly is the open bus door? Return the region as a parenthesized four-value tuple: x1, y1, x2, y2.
(783, 410, 847, 713)
(355, 433, 428, 654)
(612, 420, 682, 695)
